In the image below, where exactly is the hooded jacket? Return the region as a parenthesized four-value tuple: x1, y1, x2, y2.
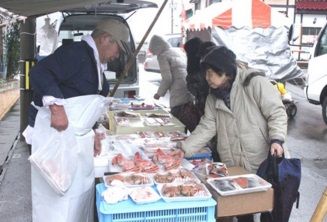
(181, 63, 288, 173)
(149, 35, 193, 108)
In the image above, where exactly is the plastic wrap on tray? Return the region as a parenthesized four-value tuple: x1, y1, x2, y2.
(102, 186, 129, 204)
(115, 111, 141, 118)
(152, 148, 184, 170)
(205, 162, 228, 177)
(153, 168, 200, 184)
(157, 182, 212, 202)
(207, 174, 272, 196)
(130, 102, 155, 110)
(144, 117, 174, 126)
(110, 151, 159, 173)
(129, 186, 161, 204)
(103, 173, 153, 187)
(145, 112, 171, 118)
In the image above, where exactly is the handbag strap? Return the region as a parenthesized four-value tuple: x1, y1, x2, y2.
(268, 153, 284, 183)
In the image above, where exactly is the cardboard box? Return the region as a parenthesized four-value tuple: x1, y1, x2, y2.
(207, 167, 273, 217)
(107, 109, 185, 134)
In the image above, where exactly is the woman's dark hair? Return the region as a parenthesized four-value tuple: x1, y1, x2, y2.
(184, 38, 202, 75)
(201, 46, 237, 79)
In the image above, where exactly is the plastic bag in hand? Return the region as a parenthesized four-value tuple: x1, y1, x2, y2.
(37, 17, 58, 56)
(29, 128, 77, 196)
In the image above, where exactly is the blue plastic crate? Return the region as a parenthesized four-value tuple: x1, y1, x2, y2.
(96, 183, 216, 222)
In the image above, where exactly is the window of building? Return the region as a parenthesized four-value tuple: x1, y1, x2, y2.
(302, 27, 321, 47)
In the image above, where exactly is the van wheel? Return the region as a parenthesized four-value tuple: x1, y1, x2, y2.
(322, 96, 327, 125)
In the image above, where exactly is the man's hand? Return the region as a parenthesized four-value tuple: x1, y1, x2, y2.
(49, 104, 68, 131)
(270, 142, 284, 157)
(94, 131, 105, 157)
(154, 93, 160, 100)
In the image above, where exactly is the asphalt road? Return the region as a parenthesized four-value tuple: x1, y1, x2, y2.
(284, 83, 327, 222)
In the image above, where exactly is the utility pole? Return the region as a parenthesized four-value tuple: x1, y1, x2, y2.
(171, 0, 174, 34)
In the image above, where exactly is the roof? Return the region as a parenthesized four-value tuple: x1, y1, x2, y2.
(296, 0, 327, 11)
(0, 0, 157, 17)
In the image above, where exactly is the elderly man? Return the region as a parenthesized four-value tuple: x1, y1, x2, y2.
(24, 19, 129, 222)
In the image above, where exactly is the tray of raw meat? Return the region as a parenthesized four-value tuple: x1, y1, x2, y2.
(156, 182, 212, 202)
(103, 172, 153, 187)
(207, 174, 272, 196)
(111, 152, 159, 173)
(153, 168, 200, 184)
(129, 186, 161, 204)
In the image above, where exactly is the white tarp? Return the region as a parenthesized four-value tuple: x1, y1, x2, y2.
(184, 0, 291, 31)
(211, 26, 303, 81)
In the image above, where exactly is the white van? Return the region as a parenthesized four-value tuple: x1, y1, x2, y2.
(37, 2, 157, 98)
(305, 22, 327, 124)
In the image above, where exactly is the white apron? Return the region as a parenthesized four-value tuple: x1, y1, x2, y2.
(31, 95, 108, 222)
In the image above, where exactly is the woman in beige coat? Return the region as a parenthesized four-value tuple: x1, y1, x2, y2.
(149, 35, 198, 131)
(182, 46, 287, 171)
(181, 46, 288, 222)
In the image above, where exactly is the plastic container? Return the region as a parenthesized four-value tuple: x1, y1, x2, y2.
(207, 174, 272, 196)
(96, 183, 216, 222)
(185, 147, 213, 160)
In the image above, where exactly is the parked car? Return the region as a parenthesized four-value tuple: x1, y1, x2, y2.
(305, 22, 327, 124)
(40, 1, 157, 98)
(143, 34, 183, 72)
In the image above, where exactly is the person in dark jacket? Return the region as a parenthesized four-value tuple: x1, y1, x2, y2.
(23, 19, 130, 222)
(184, 38, 215, 117)
(27, 19, 129, 132)
(184, 39, 220, 160)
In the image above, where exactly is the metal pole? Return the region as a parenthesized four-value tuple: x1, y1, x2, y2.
(19, 17, 35, 134)
(171, 0, 174, 34)
(110, 0, 169, 97)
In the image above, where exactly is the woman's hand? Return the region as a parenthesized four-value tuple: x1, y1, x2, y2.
(270, 142, 284, 157)
(49, 104, 68, 131)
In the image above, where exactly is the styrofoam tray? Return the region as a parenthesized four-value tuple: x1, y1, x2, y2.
(103, 173, 154, 187)
(129, 186, 161, 204)
(157, 182, 212, 202)
(207, 174, 272, 196)
(153, 169, 200, 184)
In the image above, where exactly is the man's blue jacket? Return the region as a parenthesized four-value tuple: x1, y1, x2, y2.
(28, 41, 110, 127)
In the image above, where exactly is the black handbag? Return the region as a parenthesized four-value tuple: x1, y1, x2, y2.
(257, 153, 301, 222)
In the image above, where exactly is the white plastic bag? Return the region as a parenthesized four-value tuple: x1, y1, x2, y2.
(29, 128, 77, 196)
(64, 95, 111, 135)
(37, 17, 58, 56)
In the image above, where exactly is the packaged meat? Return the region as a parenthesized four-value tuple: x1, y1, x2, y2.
(207, 174, 272, 196)
(103, 173, 153, 187)
(205, 162, 228, 177)
(157, 182, 212, 202)
(129, 186, 161, 204)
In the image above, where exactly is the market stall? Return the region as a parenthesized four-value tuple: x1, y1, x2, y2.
(93, 98, 274, 221)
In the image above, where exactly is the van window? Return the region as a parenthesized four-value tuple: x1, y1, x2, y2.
(316, 25, 327, 57)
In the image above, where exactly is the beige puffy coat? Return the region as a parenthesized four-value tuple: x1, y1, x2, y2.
(149, 35, 193, 108)
(182, 64, 288, 173)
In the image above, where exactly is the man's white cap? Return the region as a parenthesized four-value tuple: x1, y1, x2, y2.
(95, 19, 129, 53)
